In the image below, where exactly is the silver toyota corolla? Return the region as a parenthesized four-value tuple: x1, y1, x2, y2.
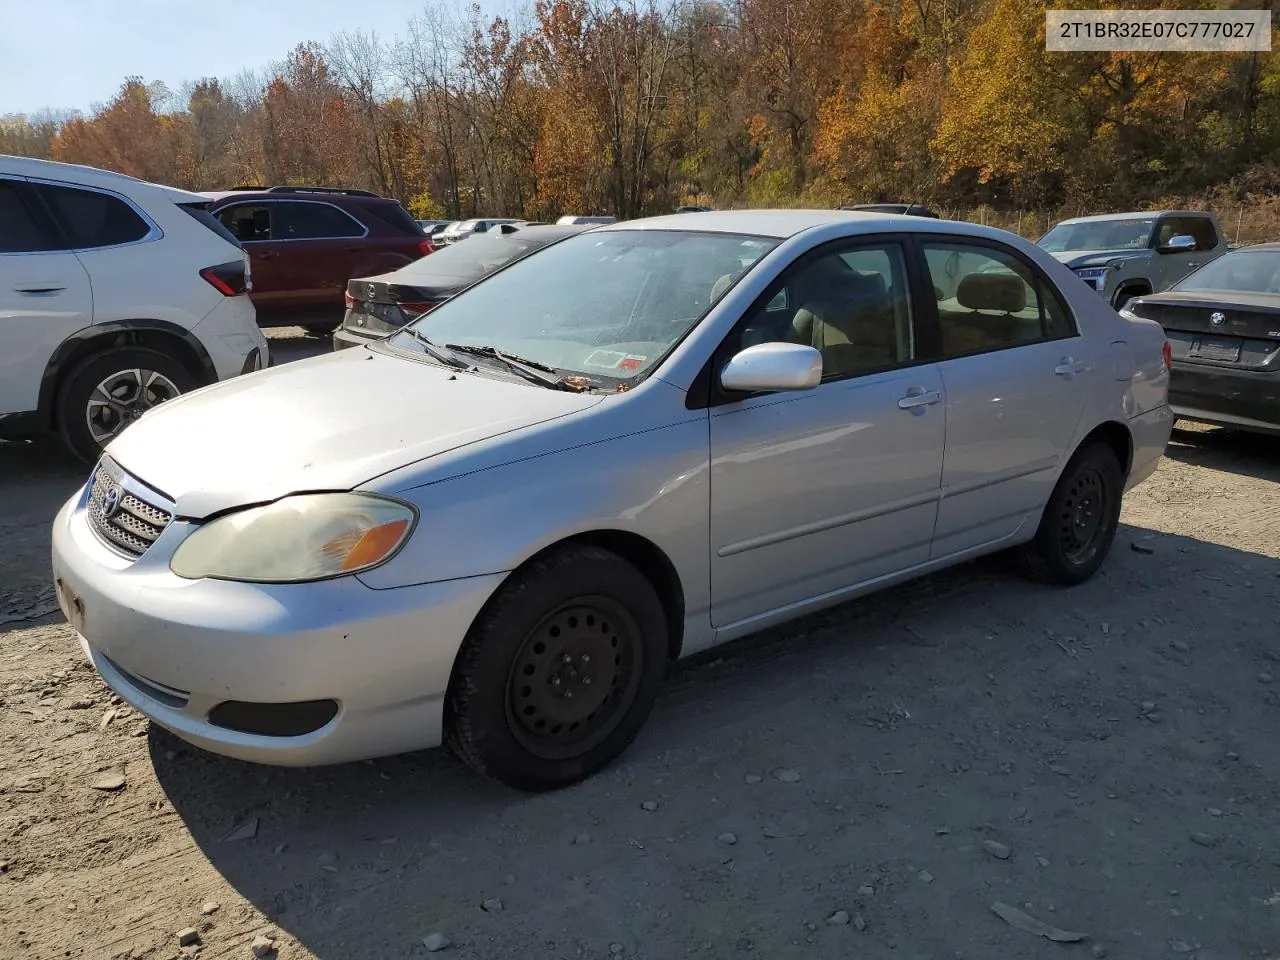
(51, 210, 1174, 790)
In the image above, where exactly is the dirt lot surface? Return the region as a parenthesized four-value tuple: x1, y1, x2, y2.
(2, 338, 1278, 959)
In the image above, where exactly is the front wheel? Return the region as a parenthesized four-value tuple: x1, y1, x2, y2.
(446, 546, 668, 791)
(56, 348, 197, 464)
(1013, 442, 1124, 585)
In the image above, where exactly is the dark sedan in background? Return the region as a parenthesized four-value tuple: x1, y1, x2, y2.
(335, 223, 589, 350)
(1121, 243, 1280, 434)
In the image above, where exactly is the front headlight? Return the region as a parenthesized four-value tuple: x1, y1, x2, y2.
(1073, 265, 1116, 291)
(171, 493, 416, 583)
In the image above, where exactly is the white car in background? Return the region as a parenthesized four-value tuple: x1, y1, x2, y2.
(0, 156, 268, 462)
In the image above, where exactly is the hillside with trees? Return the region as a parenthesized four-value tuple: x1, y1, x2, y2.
(3, 0, 1278, 230)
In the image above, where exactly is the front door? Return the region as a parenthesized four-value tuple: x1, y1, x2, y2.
(267, 200, 367, 318)
(215, 203, 289, 321)
(708, 238, 945, 630)
(917, 238, 1089, 558)
(0, 177, 92, 417)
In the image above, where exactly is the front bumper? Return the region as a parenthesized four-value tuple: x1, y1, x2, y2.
(1169, 362, 1280, 435)
(50, 488, 505, 766)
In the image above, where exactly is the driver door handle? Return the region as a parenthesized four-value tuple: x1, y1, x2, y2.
(1055, 357, 1086, 376)
(898, 388, 942, 410)
(15, 286, 65, 295)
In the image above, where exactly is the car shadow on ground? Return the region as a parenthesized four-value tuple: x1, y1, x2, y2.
(1165, 424, 1280, 482)
(147, 523, 1280, 959)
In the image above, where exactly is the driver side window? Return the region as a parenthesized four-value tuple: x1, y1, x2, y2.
(733, 241, 916, 380)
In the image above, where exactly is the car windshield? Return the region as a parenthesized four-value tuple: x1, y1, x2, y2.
(1175, 248, 1280, 294)
(389, 229, 778, 383)
(392, 232, 559, 284)
(1039, 218, 1154, 253)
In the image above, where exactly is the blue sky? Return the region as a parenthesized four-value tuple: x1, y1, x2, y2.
(0, 0, 483, 115)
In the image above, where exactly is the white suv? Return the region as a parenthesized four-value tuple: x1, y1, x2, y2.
(0, 156, 268, 462)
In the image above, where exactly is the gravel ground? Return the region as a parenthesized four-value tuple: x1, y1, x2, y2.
(2, 355, 1278, 960)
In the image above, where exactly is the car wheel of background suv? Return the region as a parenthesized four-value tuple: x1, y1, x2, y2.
(56, 347, 197, 463)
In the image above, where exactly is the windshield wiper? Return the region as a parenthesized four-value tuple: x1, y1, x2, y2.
(398, 328, 470, 369)
(443, 344, 587, 392)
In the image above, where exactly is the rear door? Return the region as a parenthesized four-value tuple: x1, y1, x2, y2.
(918, 237, 1089, 559)
(0, 176, 92, 416)
(268, 200, 367, 313)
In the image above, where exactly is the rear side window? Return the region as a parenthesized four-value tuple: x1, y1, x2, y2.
(363, 201, 421, 235)
(0, 179, 60, 253)
(179, 203, 241, 247)
(272, 201, 364, 240)
(37, 184, 151, 248)
(922, 241, 1076, 357)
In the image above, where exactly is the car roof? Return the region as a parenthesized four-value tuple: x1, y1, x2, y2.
(1055, 210, 1212, 225)
(501, 223, 591, 241)
(1, 154, 208, 203)
(600, 208, 985, 240)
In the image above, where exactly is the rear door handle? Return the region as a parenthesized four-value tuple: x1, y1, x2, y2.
(1055, 358, 1086, 376)
(15, 286, 65, 295)
(898, 388, 942, 410)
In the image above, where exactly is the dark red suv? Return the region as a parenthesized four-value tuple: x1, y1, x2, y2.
(204, 186, 433, 333)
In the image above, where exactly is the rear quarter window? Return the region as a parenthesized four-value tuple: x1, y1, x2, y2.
(363, 201, 422, 236)
(179, 203, 241, 247)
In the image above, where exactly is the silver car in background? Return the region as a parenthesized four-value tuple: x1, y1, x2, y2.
(51, 211, 1173, 790)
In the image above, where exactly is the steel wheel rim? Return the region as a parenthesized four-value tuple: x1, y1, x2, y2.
(1060, 465, 1110, 564)
(505, 597, 644, 761)
(85, 369, 181, 444)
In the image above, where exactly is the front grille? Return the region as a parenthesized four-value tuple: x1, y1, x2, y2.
(86, 462, 173, 559)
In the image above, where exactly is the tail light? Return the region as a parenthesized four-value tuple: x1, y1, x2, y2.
(1162, 340, 1172, 370)
(398, 300, 441, 317)
(200, 261, 249, 297)
(344, 291, 355, 309)
(418, 238, 435, 256)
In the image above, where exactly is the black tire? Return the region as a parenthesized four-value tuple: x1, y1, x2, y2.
(56, 347, 197, 464)
(1014, 442, 1125, 585)
(304, 323, 339, 337)
(446, 545, 668, 791)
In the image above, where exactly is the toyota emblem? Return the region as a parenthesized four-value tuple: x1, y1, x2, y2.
(1209, 311, 1226, 326)
(101, 486, 122, 520)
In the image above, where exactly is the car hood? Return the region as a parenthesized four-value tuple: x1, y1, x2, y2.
(1049, 249, 1151, 269)
(105, 348, 604, 518)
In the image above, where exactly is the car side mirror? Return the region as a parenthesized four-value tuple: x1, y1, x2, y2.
(719, 342, 823, 393)
(1159, 234, 1196, 253)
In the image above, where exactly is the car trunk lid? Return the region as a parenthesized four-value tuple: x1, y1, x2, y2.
(1130, 292, 1280, 371)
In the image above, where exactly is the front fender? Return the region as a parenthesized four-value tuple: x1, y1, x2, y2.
(356, 414, 713, 644)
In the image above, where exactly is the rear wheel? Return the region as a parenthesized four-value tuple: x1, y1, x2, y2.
(446, 546, 668, 791)
(56, 348, 196, 464)
(304, 322, 339, 337)
(1014, 442, 1124, 585)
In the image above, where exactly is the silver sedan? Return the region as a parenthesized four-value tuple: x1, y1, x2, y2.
(51, 210, 1174, 790)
